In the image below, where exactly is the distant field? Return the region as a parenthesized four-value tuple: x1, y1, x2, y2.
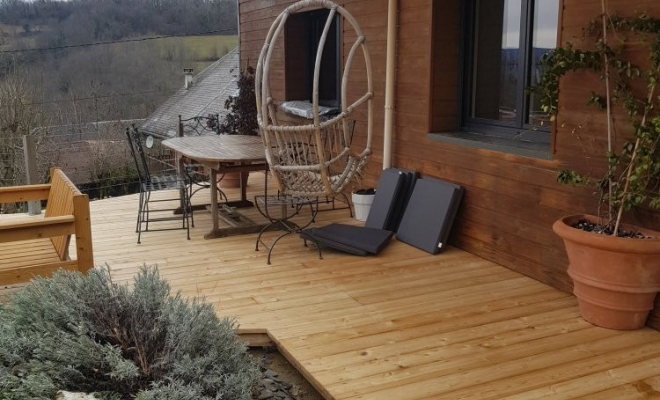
(0, 28, 236, 60)
(0, 23, 20, 34)
(149, 35, 238, 72)
(0, 32, 238, 124)
(0, 23, 36, 48)
(155, 35, 238, 61)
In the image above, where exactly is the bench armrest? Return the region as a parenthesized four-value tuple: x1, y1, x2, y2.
(0, 184, 51, 204)
(0, 215, 76, 243)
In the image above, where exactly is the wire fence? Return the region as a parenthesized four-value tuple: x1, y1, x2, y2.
(0, 119, 186, 213)
(0, 115, 233, 215)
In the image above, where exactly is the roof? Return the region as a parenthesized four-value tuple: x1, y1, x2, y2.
(140, 47, 239, 138)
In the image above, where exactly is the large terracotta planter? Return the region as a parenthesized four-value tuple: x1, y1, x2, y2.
(553, 214, 660, 329)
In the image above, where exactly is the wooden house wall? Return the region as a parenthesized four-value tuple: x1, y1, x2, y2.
(239, 0, 660, 329)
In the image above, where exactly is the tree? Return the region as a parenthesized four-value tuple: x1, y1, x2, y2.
(218, 66, 258, 136)
(0, 64, 52, 212)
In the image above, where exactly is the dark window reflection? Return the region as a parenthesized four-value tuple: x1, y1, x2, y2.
(469, 0, 559, 128)
(472, 0, 521, 123)
(528, 0, 559, 126)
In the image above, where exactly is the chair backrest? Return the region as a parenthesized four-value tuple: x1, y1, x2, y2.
(125, 126, 151, 185)
(256, 0, 373, 197)
(44, 169, 79, 260)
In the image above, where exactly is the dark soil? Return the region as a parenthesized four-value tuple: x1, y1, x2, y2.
(250, 348, 324, 400)
(572, 219, 651, 239)
(354, 188, 375, 195)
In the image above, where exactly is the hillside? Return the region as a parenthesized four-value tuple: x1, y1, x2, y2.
(0, 0, 238, 125)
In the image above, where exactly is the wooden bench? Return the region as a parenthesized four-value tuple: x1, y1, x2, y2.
(0, 168, 93, 284)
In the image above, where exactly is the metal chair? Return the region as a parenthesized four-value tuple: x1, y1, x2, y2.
(178, 115, 229, 206)
(125, 126, 192, 244)
(254, 171, 321, 265)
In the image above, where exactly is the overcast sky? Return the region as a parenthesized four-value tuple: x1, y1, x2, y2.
(503, 0, 560, 49)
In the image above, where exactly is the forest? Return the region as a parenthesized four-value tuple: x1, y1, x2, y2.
(0, 0, 237, 123)
(0, 0, 237, 189)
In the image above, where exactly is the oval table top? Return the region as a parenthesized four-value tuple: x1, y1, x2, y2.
(162, 135, 265, 164)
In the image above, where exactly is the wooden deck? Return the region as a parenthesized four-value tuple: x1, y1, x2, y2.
(4, 171, 660, 399)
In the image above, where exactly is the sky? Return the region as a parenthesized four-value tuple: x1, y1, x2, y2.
(502, 0, 560, 49)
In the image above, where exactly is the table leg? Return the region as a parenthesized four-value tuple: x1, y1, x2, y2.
(210, 168, 219, 233)
(240, 171, 247, 203)
(176, 152, 186, 210)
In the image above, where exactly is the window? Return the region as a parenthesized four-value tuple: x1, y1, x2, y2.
(462, 0, 559, 143)
(285, 9, 340, 107)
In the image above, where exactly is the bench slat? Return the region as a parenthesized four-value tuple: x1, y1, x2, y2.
(0, 239, 62, 268)
(0, 216, 76, 243)
(0, 184, 51, 203)
(0, 260, 80, 285)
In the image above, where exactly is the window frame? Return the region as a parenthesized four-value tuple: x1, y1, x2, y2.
(460, 0, 553, 145)
(285, 9, 342, 108)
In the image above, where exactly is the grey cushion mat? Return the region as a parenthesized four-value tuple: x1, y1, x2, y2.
(301, 228, 369, 256)
(389, 169, 418, 232)
(395, 177, 464, 254)
(303, 224, 394, 255)
(365, 168, 405, 230)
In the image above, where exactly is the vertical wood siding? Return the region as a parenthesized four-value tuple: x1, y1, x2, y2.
(239, 0, 660, 329)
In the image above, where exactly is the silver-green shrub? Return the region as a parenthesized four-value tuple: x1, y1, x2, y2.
(0, 266, 258, 400)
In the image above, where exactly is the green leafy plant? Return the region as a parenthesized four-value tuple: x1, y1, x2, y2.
(219, 66, 258, 136)
(531, 5, 660, 236)
(0, 266, 259, 400)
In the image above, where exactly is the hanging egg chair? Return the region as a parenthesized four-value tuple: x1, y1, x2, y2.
(255, 0, 374, 198)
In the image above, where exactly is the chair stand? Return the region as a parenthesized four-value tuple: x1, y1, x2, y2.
(254, 194, 321, 265)
(126, 126, 193, 244)
(136, 180, 192, 244)
(184, 165, 229, 212)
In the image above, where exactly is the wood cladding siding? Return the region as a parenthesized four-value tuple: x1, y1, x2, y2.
(239, 0, 660, 329)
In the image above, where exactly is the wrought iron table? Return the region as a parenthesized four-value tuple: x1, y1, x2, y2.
(162, 135, 268, 239)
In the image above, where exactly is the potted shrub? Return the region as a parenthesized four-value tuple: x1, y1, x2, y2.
(0, 266, 258, 399)
(533, 4, 660, 329)
(217, 66, 259, 188)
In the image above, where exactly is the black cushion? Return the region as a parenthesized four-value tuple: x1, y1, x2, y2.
(309, 223, 394, 254)
(301, 228, 370, 256)
(395, 178, 464, 254)
(365, 169, 405, 231)
(389, 169, 418, 232)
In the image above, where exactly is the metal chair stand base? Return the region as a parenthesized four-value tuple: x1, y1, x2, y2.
(254, 195, 321, 264)
(136, 187, 192, 244)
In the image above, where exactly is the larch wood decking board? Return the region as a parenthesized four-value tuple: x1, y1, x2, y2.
(3, 171, 660, 400)
(577, 375, 660, 400)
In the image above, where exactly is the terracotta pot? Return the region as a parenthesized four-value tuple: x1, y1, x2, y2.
(216, 172, 249, 189)
(553, 214, 660, 329)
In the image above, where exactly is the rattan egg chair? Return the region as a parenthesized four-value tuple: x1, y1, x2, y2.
(255, 0, 374, 198)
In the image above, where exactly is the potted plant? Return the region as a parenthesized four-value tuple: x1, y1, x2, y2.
(352, 188, 375, 222)
(533, 4, 660, 329)
(217, 66, 259, 188)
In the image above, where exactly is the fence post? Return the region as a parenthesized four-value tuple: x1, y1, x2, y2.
(177, 116, 185, 209)
(22, 135, 41, 215)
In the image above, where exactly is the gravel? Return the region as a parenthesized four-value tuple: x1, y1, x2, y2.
(251, 348, 322, 400)
(253, 358, 296, 400)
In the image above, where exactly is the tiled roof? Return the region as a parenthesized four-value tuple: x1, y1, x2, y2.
(140, 47, 239, 138)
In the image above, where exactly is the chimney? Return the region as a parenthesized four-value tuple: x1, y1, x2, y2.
(184, 68, 194, 89)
